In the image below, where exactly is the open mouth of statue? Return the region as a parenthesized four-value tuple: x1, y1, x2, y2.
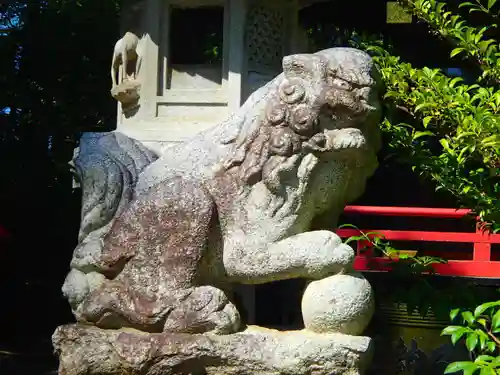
(300, 100, 374, 155)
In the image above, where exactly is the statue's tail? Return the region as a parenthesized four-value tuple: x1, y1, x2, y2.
(70, 131, 158, 272)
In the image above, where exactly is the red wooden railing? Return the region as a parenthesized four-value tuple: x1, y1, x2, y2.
(336, 206, 500, 278)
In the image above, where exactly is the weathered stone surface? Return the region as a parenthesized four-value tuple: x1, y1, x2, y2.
(110, 79, 141, 110)
(53, 324, 373, 375)
(67, 131, 157, 277)
(64, 47, 381, 335)
(55, 47, 382, 375)
(302, 272, 375, 335)
(111, 31, 143, 89)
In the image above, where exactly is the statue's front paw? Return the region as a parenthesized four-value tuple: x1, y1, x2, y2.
(302, 230, 355, 279)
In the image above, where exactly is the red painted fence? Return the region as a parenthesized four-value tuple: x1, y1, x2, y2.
(336, 206, 500, 278)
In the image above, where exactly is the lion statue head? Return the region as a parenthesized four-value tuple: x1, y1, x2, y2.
(220, 47, 382, 226)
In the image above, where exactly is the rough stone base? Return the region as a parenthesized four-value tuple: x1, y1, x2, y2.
(53, 324, 373, 375)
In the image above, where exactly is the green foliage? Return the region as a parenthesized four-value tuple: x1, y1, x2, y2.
(399, 0, 500, 84)
(442, 301, 500, 375)
(343, 0, 500, 230)
(387, 2, 413, 23)
(303, 3, 500, 226)
(340, 223, 447, 273)
(396, 0, 500, 85)
(368, 46, 500, 228)
(337, 0, 500, 360)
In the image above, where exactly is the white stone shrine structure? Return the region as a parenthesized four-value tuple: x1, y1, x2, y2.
(111, 0, 314, 154)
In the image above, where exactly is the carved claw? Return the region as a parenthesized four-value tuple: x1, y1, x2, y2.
(302, 133, 328, 153)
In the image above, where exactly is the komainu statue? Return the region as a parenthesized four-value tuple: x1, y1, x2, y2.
(53, 47, 382, 375)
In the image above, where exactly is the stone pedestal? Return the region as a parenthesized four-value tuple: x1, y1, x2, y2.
(53, 324, 373, 375)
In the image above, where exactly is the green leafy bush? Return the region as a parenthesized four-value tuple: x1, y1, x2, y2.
(442, 301, 500, 375)
(372, 46, 500, 228)
(344, 0, 500, 230)
(307, 2, 500, 372)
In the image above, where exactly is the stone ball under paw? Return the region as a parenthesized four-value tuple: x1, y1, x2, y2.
(301, 272, 374, 335)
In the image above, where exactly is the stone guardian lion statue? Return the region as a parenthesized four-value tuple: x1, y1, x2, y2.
(62, 47, 382, 336)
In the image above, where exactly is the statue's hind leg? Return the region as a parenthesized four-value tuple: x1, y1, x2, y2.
(75, 280, 193, 332)
(163, 285, 240, 334)
(78, 280, 240, 334)
(75, 177, 240, 334)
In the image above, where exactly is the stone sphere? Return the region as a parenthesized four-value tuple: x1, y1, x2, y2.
(301, 272, 374, 335)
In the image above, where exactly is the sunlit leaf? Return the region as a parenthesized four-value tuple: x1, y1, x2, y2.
(445, 361, 478, 375)
(466, 332, 479, 351)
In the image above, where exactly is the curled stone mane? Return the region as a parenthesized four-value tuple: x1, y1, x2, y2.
(222, 75, 321, 186)
(218, 48, 381, 193)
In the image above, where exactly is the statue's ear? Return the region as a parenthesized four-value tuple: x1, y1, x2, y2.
(282, 54, 310, 79)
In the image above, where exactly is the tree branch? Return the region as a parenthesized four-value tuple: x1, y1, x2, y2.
(487, 330, 500, 348)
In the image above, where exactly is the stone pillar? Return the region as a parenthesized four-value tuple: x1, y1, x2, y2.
(243, 0, 299, 99)
(227, 0, 248, 113)
(140, 0, 162, 120)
